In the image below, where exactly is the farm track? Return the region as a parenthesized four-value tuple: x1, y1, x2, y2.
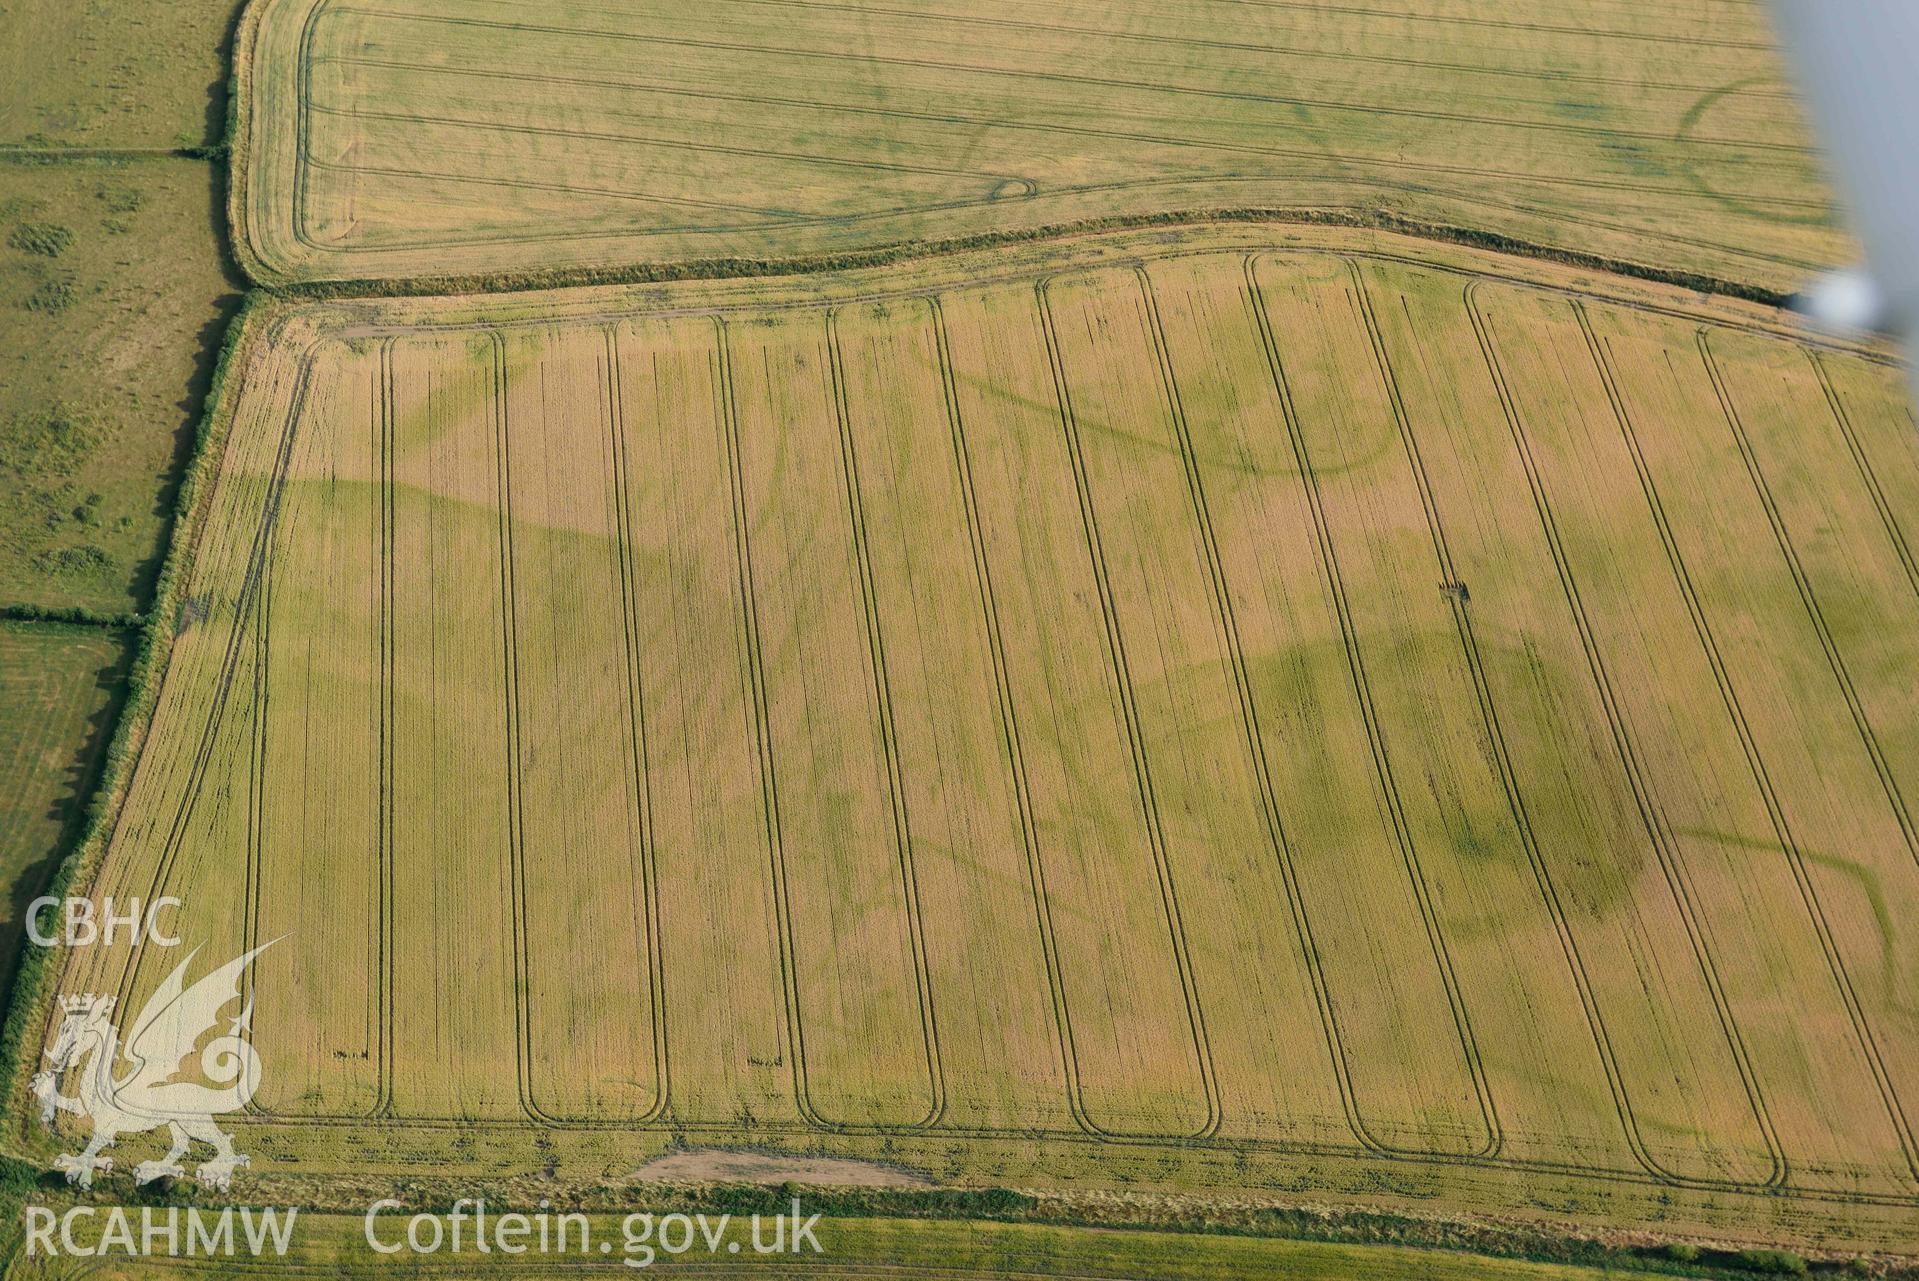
(47, 225, 1919, 1238)
(1577, 306, 1919, 1185)
(1240, 259, 1500, 1159)
(1033, 278, 1222, 1142)
(1344, 272, 1699, 1186)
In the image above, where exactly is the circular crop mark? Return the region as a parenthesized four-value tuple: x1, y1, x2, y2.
(1674, 75, 1834, 229)
(989, 177, 1039, 201)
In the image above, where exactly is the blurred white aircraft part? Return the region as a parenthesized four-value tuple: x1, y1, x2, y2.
(1770, 0, 1919, 348)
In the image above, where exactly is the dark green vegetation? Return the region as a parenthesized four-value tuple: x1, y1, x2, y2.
(0, 163, 240, 614)
(0, 0, 244, 150)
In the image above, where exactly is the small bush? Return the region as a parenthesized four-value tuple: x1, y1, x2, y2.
(7, 221, 73, 257)
(1732, 1248, 1808, 1276)
(1661, 1243, 1701, 1263)
(96, 185, 143, 214)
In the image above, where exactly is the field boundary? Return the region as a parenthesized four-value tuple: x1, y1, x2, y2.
(237, 199, 1823, 306)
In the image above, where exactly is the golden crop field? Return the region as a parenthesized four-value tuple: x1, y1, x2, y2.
(232, 0, 1843, 287)
(37, 225, 1919, 1249)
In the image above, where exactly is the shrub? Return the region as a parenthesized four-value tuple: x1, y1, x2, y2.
(31, 544, 111, 576)
(1732, 1249, 1808, 1276)
(96, 185, 143, 214)
(7, 221, 73, 257)
(23, 275, 75, 312)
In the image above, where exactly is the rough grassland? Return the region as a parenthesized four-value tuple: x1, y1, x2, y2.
(232, 0, 1845, 287)
(0, 164, 240, 614)
(0, 624, 130, 997)
(0, 1213, 1676, 1279)
(0, 0, 243, 149)
(28, 225, 1918, 1253)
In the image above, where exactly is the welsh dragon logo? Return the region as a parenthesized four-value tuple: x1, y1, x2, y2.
(30, 943, 275, 1191)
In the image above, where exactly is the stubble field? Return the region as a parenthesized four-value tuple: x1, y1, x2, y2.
(232, 0, 1840, 286)
(36, 224, 1919, 1249)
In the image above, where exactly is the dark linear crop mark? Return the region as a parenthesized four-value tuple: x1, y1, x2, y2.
(301, 43, 1822, 220)
(601, 325, 673, 1125)
(111, 332, 318, 1073)
(305, 99, 1028, 193)
(1239, 256, 1499, 1161)
(821, 307, 946, 1132)
(273, 1, 1823, 270)
(1213, 0, 1774, 51)
(276, 38, 1820, 278)
(1464, 282, 1789, 1189)
(1574, 305, 1919, 1186)
(1808, 351, 1919, 606)
(267, 5, 1826, 278)
(242, 337, 395, 1124)
(301, 154, 797, 220)
(713, 315, 829, 1135)
(923, 294, 1090, 1138)
(1347, 264, 1772, 1190)
(313, 52, 1829, 219)
(1034, 274, 1222, 1141)
(318, 6, 1805, 157)
(1696, 332, 1919, 876)
(705, 0, 1794, 100)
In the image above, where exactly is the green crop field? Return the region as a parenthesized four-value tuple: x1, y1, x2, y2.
(232, 0, 1842, 287)
(0, 1212, 1686, 1279)
(31, 225, 1918, 1252)
(0, 624, 130, 996)
(0, 0, 243, 150)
